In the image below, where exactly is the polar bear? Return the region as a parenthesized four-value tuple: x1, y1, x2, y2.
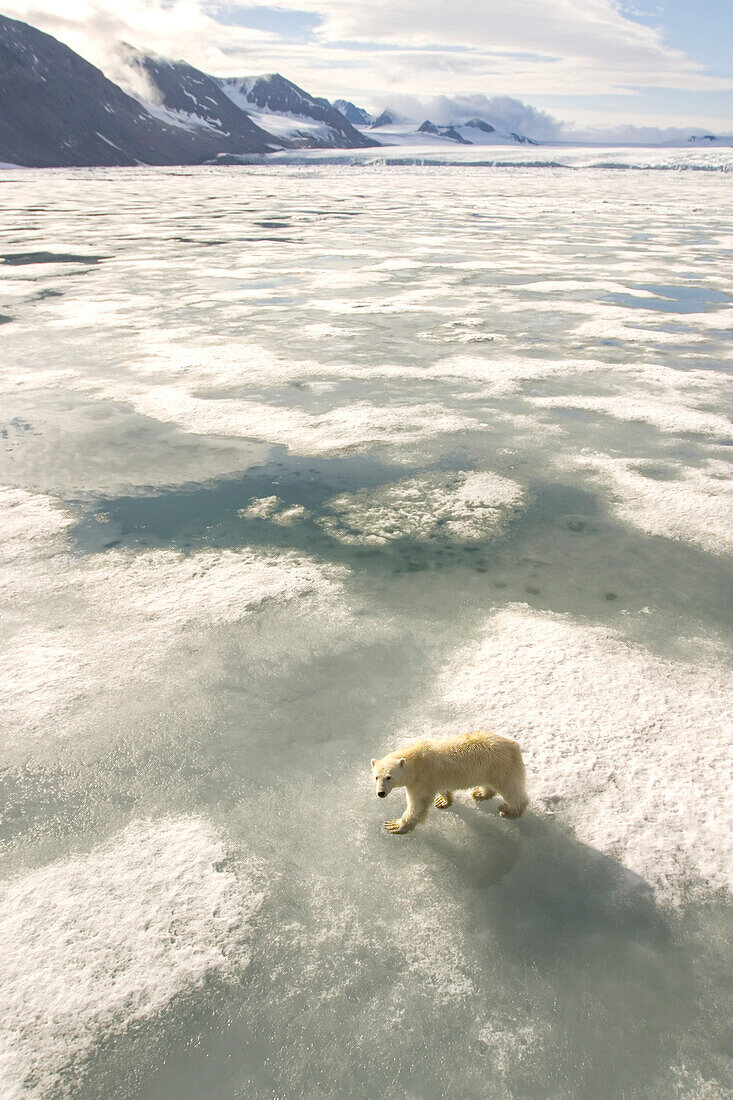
(371, 730, 528, 834)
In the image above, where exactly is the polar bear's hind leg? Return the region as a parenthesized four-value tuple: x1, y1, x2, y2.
(497, 775, 528, 818)
(434, 791, 453, 809)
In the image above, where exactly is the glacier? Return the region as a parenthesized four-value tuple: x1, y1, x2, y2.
(0, 159, 731, 1099)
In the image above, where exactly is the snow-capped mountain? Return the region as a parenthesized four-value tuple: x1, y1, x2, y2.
(125, 50, 282, 154)
(332, 99, 373, 127)
(217, 73, 378, 149)
(0, 14, 280, 167)
(326, 98, 542, 145)
(0, 16, 378, 166)
(370, 116, 540, 146)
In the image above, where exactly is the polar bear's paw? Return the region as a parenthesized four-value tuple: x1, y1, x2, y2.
(471, 785, 496, 801)
(434, 793, 453, 809)
(498, 800, 527, 819)
(384, 819, 410, 834)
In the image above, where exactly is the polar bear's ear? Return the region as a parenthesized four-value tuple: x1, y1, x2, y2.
(370, 759, 376, 768)
(398, 758, 406, 768)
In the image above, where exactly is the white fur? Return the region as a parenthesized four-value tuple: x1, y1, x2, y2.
(371, 730, 528, 834)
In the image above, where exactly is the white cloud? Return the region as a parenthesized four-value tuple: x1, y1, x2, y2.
(265, 0, 732, 93)
(374, 93, 563, 138)
(562, 120, 729, 142)
(3, 1, 275, 77)
(3, 0, 731, 128)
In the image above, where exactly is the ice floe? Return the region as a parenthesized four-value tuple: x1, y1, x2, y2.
(317, 471, 524, 546)
(572, 454, 733, 555)
(395, 606, 732, 904)
(0, 817, 263, 1099)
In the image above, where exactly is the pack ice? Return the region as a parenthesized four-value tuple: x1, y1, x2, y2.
(0, 158, 730, 1099)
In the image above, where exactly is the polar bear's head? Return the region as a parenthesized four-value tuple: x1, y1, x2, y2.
(370, 755, 406, 798)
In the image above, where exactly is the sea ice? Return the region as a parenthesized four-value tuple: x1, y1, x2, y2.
(0, 161, 730, 1099)
(317, 470, 524, 545)
(0, 817, 263, 1099)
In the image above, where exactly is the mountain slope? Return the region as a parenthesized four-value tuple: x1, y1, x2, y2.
(332, 99, 373, 127)
(0, 15, 280, 166)
(418, 120, 471, 144)
(127, 51, 282, 153)
(218, 73, 379, 149)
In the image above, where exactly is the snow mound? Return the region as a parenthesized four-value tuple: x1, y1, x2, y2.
(238, 496, 309, 525)
(0, 817, 264, 1099)
(317, 471, 524, 546)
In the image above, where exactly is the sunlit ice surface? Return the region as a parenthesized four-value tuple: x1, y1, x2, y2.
(0, 161, 731, 1099)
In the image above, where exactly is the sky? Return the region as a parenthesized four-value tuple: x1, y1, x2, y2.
(3, 1, 732, 134)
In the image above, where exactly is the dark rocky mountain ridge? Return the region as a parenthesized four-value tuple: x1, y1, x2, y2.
(0, 15, 378, 166)
(217, 73, 377, 149)
(0, 14, 270, 167)
(332, 99, 373, 126)
(465, 118, 496, 133)
(126, 50, 281, 153)
(417, 120, 472, 144)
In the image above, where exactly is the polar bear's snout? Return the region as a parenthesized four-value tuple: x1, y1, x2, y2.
(377, 789, 387, 798)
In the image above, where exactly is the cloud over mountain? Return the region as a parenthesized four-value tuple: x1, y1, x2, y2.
(1, 0, 730, 132)
(377, 93, 562, 140)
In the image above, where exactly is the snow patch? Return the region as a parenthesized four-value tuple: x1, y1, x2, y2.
(0, 487, 74, 562)
(0, 817, 264, 1099)
(573, 454, 733, 555)
(113, 384, 476, 455)
(406, 607, 732, 905)
(533, 394, 732, 438)
(477, 1013, 548, 1077)
(317, 471, 524, 546)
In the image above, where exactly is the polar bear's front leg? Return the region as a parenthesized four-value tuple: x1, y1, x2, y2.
(384, 790, 431, 834)
(471, 785, 496, 801)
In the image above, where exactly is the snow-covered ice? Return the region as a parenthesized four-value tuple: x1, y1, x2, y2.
(0, 162, 731, 1099)
(316, 470, 524, 545)
(0, 816, 264, 1099)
